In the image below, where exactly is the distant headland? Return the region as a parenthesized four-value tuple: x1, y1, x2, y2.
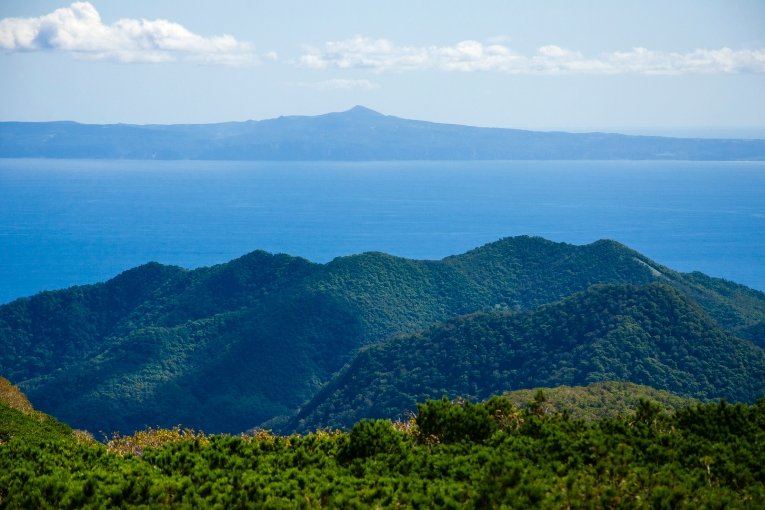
(1, 106, 764, 160)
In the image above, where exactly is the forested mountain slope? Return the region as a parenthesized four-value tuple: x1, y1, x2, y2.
(290, 284, 765, 432)
(1, 237, 764, 434)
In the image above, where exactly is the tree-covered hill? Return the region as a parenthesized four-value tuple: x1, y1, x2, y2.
(290, 283, 765, 432)
(501, 381, 697, 421)
(1, 236, 764, 434)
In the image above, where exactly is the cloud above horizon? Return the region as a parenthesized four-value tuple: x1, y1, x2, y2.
(0, 2, 256, 65)
(299, 36, 765, 75)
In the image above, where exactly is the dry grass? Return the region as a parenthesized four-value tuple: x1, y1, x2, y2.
(0, 376, 34, 414)
(106, 426, 209, 456)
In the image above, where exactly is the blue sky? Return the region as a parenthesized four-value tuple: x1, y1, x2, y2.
(1, 1, 764, 134)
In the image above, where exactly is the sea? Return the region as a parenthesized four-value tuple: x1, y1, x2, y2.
(1, 159, 764, 304)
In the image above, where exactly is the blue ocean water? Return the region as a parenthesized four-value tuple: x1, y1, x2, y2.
(1, 159, 764, 304)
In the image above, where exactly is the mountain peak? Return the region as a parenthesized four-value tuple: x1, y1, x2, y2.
(344, 105, 383, 117)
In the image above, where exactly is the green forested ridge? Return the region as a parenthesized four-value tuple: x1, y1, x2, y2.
(671, 270, 765, 346)
(501, 381, 697, 421)
(1, 236, 764, 434)
(0, 262, 186, 383)
(291, 283, 765, 432)
(1, 392, 764, 508)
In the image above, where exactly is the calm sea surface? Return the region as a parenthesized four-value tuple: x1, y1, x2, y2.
(1, 159, 764, 304)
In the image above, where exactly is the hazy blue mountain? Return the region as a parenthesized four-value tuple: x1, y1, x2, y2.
(2, 106, 764, 160)
(1, 236, 764, 434)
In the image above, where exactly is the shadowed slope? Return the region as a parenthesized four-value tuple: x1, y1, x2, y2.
(290, 283, 765, 432)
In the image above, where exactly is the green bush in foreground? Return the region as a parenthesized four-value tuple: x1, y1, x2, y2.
(2, 395, 764, 508)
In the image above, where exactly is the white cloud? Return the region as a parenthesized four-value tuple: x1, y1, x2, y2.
(299, 36, 765, 75)
(0, 2, 257, 65)
(293, 79, 378, 90)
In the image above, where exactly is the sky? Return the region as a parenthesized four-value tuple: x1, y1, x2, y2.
(1, 1, 764, 134)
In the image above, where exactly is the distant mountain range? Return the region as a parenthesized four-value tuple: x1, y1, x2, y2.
(2, 106, 764, 160)
(1, 236, 764, 435)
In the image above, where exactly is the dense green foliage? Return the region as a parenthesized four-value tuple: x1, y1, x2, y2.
(502, 381, 697, 421)
(292, 283, 765, 432)
(674, 270, 765, 346)
(2, 396, 764, 508)
(0, 402, 73, 446)
(1, 236, 764, 434)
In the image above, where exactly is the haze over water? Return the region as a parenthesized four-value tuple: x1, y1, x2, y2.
(1, 158, 764, 304)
